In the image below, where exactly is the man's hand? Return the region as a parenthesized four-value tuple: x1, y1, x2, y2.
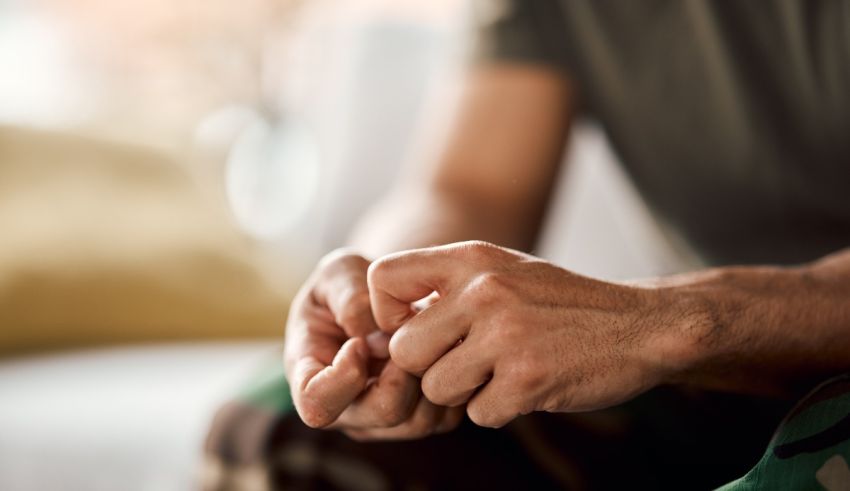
(368, 241, 687, 428)
(284, 249, 463, 440)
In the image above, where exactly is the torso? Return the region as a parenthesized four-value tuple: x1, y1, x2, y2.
(548, 1, 850, 265)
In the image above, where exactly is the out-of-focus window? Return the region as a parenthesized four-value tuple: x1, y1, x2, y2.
(0, 0, 302, 147)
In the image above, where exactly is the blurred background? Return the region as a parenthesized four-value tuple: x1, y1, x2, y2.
(0, 0, 700, 489)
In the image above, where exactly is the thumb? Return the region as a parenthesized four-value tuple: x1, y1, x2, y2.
(292, 337, 370, 428)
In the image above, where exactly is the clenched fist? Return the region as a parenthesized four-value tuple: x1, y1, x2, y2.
(284, 249, 463, 440)
(368, 241, 689, 428)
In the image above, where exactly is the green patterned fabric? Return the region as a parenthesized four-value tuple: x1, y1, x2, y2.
(204, 364, 850, 490)
(720, 375, 850, 491)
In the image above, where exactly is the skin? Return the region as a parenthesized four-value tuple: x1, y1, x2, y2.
(284, 62, 850, 438)
(368, 241, 850, 428)
(284, 249, 465, 439)
(284, 64, 573, 439)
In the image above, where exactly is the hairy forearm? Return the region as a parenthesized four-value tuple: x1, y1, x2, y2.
(654, 248, 850, 397)
(348, 186, 540, 259)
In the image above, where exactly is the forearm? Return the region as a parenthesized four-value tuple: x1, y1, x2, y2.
(348, 65, 572, 260)
(655, 248, 850, 397)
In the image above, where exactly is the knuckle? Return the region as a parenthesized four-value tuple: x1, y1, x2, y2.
(378, 369, 408, 395)
(388, 333, 428, 374)
(507, 354, 547, 392)
(370, 381, 412, 427)
(341, 358, 369, 385)
(374, 398, 408, 427)
(366, 256, 392, 287)
(336, 291, 372, 327)
(463, 271, 505, 308)
(466, 403, 501, 429)
(421, 371, 450, 406)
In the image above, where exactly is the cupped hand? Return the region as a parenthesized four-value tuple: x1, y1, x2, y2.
(284, 249, 463, 440)
(368, 241, 679, 428)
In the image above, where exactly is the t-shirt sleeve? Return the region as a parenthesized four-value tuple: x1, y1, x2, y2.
(469, 0, 565, 68)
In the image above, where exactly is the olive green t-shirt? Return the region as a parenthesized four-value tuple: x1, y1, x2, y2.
(475, 0, 850, 266)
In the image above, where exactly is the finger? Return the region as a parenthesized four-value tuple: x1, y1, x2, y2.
(367, 246, 461, 333)
(283, 299, 346, 374)
(292, 337, 370, 428)
(343, 402, 465, 441)
(435, 406, 466, 434)
(465, 372, 528, 429)
(314, 254, 377, 337)
(331, 360, 420, 428)
(421, 335, 493, 406)
(366, 331, 391, 359)
(343, 395, 444, 441)
(389, 298, 471, 376)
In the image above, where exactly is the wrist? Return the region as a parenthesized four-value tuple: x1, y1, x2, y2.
(637, 273, 727, 387)
(642, 265, 795, 389)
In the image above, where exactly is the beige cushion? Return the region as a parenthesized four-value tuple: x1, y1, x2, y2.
(0, 126, 289, 354)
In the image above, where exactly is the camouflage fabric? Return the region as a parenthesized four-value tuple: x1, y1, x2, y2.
(720, 375, 850, 491)
(201, 356, 850, 490)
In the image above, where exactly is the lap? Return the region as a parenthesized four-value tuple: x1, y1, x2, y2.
(202, 378, 792, 490)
